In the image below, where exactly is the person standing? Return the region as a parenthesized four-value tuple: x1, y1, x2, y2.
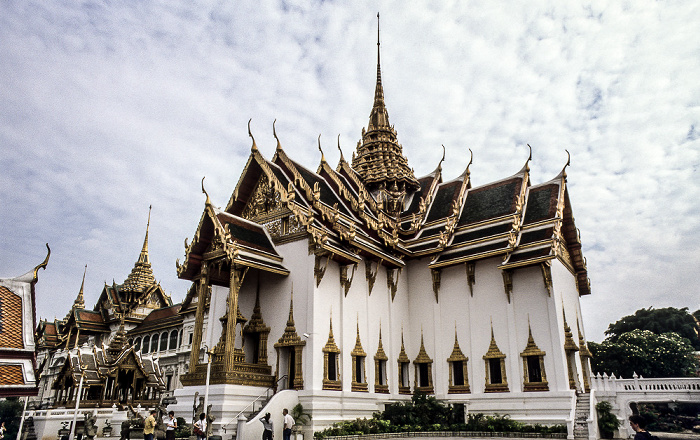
(282, 409, 294, 440)
(629, 415, 655, 440)
(143, 410, 157, 440)
(260, 413, 273, 440)
(166, 411, 177, 440)
(0, 421, 6, 439)
(194, 413, 207, 440)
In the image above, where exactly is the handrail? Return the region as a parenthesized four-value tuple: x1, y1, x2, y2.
(221, 375, 287, 433)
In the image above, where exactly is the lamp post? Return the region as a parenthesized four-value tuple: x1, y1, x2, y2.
(68, 372, 85, 440)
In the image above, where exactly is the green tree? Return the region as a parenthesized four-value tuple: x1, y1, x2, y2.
(0, 397, 24, 440)
(605, 307, 700, 350)
(590, 329, 698, 378)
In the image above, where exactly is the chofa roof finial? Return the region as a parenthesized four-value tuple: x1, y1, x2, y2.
(201, 177, 211, 205)
(273, 119, 282, 151)
(248, 119, 257, 152)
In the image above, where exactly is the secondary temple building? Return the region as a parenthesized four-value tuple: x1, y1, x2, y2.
(32, 34, 594, 440)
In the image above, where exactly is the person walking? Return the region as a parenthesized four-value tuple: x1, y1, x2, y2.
(165, 411, 177, 440)
(282, 409, 294, 440)
(194, 413, 207, 440)
(143, 410, 157, 440)
(260, 413, 273, 440)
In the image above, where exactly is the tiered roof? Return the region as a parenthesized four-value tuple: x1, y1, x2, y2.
(177, 35, 591, 297)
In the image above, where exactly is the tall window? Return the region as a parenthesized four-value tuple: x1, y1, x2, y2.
(142, 336, 150, 354)
(134, 337, 141, 352)
(413, 335, 434, 394)
(322, 319, 341, 391)
(521, 326, 548, 391)
(151, 335, 158, 353)
(397, 335, 411, 394)
(351, 325, 368, 392)
(447, 333, 470, 393)
(483, 328, 508, 393)
(374, 329, 389, 394)
(169, 330, 178, 350)
(160, 333, 168, 351)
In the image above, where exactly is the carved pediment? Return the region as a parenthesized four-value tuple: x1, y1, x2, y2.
(242, 175, 285, 221)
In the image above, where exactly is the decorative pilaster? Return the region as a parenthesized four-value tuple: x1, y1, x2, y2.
(562, 310, 580, 390)
(225, 266, 248, 371)
(189, 263, 209, 368)
(577, 320, 592, 392)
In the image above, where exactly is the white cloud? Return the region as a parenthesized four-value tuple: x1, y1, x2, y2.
(1, 0, 699, 341)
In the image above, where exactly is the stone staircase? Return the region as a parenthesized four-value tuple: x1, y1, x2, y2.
(22, 416, 38, 440)
(573, 393, 590, 440)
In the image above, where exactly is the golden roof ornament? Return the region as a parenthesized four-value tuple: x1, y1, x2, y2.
(121, 206, 156, 292)
(248, 119, 258, 152)
(73, 264, 87, 309)
(352, 13, 419, 195)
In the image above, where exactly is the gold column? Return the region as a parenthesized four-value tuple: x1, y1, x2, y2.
(225, 266, 247, 371)
(189, 263, 209, 368)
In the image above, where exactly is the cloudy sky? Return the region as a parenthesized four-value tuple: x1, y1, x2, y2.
(1, 0, 698, 342)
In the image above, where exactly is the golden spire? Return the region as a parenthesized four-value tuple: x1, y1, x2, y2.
(121, 206, 156, 292)
(73, 265, 87, 309)
(353, 13, 419, 196)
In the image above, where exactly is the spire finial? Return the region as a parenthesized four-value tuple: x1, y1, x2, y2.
(525, 144, 532, 171)
(318, 134, 326, 163)
(273, 119, 282, 151)
(74, 264, 87, 309)
(201, 177, 211, 205)
(248, 119, 257, 152)
(31, 243, 51, 284)
(137, 205, 152, 265)
(337, 134, 345, 162)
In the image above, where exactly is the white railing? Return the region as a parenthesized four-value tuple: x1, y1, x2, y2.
(591, 372, 700, 393)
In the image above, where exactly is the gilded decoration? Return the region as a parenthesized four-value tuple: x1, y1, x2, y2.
(540, 263, 553, 296)
(562, 310, 580, 391)
(386, 267, 400, 300)
(466, 262, 476, 296)
(365, 260, 381, 295)
(431, 269, 441, 303)
(340, 264, 357, 297)
(351, 322, 368, 392)
(242, 175, 284, 222)
(502, 270, 513, 303)
(374, 326, 389, 394)
(447, 329, 470, 394)
(577, 320, 592, 392)
(520, 324, 548, 392)
(314, 254, 331, 287)
(483, 325, 509, 393)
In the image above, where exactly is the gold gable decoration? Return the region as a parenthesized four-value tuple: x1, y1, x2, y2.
(242, 174, 285, 222)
